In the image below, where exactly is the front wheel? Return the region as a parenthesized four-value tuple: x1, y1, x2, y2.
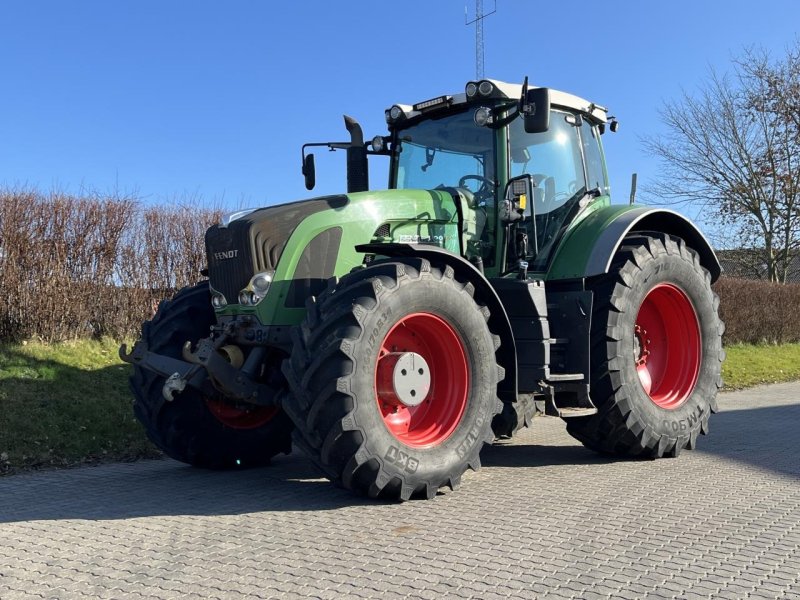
(283, 259, 503, 500)
(129, 283, 293, 468)
(565, 234, 724, 457)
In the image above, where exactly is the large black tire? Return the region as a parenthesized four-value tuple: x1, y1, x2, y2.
(565, 233, 724, 457)
(130, 283, 293, 468)
(282, 259, 503, 500)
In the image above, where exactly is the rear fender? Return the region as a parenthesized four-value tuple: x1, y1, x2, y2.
(547, 206, 721, 282)
(356, 243, 518, 403)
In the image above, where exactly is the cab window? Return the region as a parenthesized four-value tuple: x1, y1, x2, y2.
(580, 120, 609, 195)
(509, 111, 585, 214)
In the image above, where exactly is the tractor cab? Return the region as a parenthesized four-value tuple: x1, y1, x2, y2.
(384, 79, 613, 276)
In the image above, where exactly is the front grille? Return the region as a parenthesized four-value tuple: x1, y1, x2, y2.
(205, 226, 252, 302)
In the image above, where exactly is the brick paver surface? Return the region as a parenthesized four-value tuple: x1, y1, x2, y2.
(1, 382, 799, 599)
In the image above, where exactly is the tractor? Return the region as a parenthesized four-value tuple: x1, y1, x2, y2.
(121, 78, 724, 501)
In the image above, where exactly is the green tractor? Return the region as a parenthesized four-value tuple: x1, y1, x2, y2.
(121, 78, 724, 501)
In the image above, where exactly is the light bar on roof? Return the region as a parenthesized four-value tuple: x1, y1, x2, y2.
(413, 95, 452, 112)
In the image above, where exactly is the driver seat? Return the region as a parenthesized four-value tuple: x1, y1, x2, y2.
(531, 174, 556, 214)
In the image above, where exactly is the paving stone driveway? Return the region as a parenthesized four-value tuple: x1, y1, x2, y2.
(1, 382, 799, 599)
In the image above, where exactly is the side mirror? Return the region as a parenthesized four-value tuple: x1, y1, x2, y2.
(302, 153, 316, 190)
(522, 87, 550, 134)
(500, 174, 534, 223)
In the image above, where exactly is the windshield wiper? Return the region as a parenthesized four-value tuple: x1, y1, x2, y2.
(421, 147, 436, 172)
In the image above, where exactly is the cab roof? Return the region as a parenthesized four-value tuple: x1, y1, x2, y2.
(388, 78, 608, 125)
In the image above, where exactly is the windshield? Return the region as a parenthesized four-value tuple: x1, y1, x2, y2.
(392, 109, 495, 193)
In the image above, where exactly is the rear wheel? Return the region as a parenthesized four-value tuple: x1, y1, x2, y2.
(130, 283, 293, 468)
(283, 259, 503, 500)
(565, 234, 724, 457)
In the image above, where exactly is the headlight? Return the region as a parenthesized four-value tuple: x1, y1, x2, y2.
(389, 105, 403, 120)
(238, 290, 257, 306)
(237, 271, 274, 306)
(251, 272, 273, 296)
(371, 135, 385, 152)
(211, 292, 227, 309)
(465, 82, 478, 97)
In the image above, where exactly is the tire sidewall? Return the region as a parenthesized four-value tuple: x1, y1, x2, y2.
(345, 273, 497, 483)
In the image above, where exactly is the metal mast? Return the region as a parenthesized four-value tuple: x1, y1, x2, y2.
(465, 0, 496, 79)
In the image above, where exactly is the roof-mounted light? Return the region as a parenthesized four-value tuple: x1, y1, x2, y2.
(478, 80, 494, 96)
(385, 104, 407, 124)
(413, 95, 453, 112)
(466, 80, 510, 101)
(473, 106, 494, 127)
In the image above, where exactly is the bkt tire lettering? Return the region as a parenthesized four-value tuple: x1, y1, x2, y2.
(384, 446, 419, 474)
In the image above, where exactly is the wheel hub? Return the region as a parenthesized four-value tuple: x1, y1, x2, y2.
(634, 324, 651, 367)
(374, 312, 469, 448)
(376, 352, 431, 408)
(634, 283, 701, 409)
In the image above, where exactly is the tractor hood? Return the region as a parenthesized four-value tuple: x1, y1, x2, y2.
(205, 195, 349, 306)
(205, 188, 463, 324)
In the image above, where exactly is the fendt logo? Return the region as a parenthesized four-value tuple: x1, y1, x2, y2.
(213, 249, 239, 261)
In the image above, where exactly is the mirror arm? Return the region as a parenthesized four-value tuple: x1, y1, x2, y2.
(489, 106, 521, 129)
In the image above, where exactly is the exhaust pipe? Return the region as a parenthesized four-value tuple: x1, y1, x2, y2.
(344, 115, 369, 193)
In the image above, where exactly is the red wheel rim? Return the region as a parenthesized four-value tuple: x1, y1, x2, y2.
(206, 398, 278, 430)
(634, 283, 701, 409)
(375, 313, 469, 448)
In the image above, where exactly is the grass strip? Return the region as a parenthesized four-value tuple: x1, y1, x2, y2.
(721, 342, 800, 390)
(0, 338, 159, 474)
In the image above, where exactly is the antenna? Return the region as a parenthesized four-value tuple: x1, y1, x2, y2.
(465, 0, 496, 79)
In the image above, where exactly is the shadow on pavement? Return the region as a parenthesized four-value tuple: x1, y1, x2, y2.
(694, 401, 800, 479)
(482, 440, 617, 468)
(0, 396, 797, 523)
(0, 455, 381, 523)
(484, 401, 800, 480)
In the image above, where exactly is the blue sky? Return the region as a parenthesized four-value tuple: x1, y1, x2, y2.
(1, 1, 798, 212)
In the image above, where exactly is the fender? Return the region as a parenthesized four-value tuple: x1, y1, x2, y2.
(355, 243, 518, 403)
(547, 205, 722, 282)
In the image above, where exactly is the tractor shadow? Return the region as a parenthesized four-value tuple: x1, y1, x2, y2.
(482, 441, 617, 469)
(0, 454, 382, 524)
(484, 401, 800, 480)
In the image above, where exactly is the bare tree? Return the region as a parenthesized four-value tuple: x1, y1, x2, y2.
(645, 43, 800, 283)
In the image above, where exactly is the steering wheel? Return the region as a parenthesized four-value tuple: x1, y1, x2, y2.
(457, 175, 494, 207)
(458, 174, 492, 195)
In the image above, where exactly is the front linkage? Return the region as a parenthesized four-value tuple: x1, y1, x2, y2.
(120, 317, 282, 409)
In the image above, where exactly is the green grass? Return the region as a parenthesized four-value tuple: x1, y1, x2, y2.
(721, 343, 800, 390)
(0, 338, 159, 475)
(1, 339, 799, 475)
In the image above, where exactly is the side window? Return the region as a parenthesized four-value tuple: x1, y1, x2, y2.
(510, 112, 586, 213)
(580, 121, 609, 195)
